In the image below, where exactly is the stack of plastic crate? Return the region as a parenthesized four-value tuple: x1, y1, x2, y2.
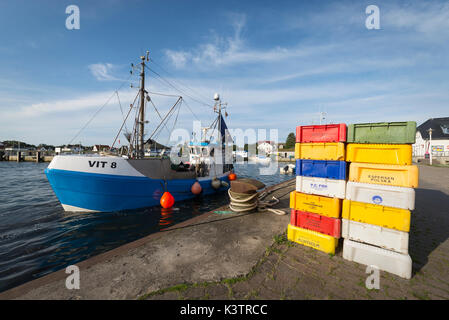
(288, 124, 347, 254)
(343, 121, 418, 279)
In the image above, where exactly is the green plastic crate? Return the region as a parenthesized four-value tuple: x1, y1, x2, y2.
(347, 121, 416, 144)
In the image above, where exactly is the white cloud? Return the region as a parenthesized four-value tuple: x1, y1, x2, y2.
(2, 71, 448, 145)
(260, 57, 416, 84)
(3, 90, 136, 118)
(164, 50, 190, 68)
(384, 2, 449, 36)
(88, 63, 121, 81)
(164, 13, 335, 69)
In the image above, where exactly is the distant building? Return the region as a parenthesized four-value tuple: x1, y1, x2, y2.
(4, 147, 32, 156)
(413, 117, 449, 157)
(257, 141, 277, 155)
(93, 145, 110, 152)
(144, 139, 170, 152)
(5, 147, 29, 152)
(37, 145, 54, 152)
(0, 142, 4, 150)
(144, 139, 171, 157)
(56, 145, 83, 154)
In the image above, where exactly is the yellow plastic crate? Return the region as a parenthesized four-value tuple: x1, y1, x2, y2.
(295, 142, 345, 160)
(290, 191, 342, 218)
(342, 200, 411, 232)
(346, 144, 412, 165)
(287, 224, 338, 254)
(348, 163, 419, 188)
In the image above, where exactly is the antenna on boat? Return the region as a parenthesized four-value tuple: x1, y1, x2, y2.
(213, 93, 228, 116)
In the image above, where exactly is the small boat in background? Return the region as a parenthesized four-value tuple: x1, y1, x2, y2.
(249, 155, 272, 165)
(280, 163, 295, 174)
(233, 150, 248, 162)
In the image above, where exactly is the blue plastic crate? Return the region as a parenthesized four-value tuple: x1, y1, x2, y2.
(296, 159, 347, 180)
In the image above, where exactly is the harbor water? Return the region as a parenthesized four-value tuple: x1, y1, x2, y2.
(0, 161, 293, 293)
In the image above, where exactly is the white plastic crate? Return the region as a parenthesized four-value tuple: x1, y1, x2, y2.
(296, 176, 346, 199)
(343, 239, 412, 279)
(346, 181, 415, 210)
(342, 219, 409, 254)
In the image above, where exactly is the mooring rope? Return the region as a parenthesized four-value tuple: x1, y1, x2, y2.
(228, 180, 295, 216)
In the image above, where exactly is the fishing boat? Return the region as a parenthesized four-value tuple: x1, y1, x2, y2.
(45, 52, 234, 212)
(249, 155, 272, 165)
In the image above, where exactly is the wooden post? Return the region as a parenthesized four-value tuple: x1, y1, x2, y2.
(17, 151, 21, 162)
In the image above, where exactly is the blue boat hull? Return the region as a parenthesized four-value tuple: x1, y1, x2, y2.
(45, 168, 230, 212)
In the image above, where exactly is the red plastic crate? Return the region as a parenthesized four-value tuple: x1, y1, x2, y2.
(296, 124, 347, 143)
(290, 209, 341, 238)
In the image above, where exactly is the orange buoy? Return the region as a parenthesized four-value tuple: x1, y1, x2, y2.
(228, 173, 237, 181)
(191, 181, 202, 195)
(160, 191, 175, 208)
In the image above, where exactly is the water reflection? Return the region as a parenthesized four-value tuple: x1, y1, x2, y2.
(159, 208, 174, 227)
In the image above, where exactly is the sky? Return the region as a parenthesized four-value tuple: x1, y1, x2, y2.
(0, 0, 448, 147)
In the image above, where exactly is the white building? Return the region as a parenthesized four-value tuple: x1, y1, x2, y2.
(56, 146, 83, 154)
(413, 117, 449, 157)
(4, 147, 32, 155)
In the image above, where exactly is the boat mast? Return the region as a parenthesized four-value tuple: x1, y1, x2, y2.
(138, 51, 149, 159)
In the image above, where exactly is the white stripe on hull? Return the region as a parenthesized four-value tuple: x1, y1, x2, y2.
(62, 204, 100, 213)
(48, 155, 145, 177)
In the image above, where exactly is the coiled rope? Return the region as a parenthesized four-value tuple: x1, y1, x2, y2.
(228, 181, 294, 215)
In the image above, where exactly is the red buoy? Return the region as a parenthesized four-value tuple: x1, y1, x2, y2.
(228, 173, 237, 181)
(191, 181, 202, 195)
(160, 191, 175, 208)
